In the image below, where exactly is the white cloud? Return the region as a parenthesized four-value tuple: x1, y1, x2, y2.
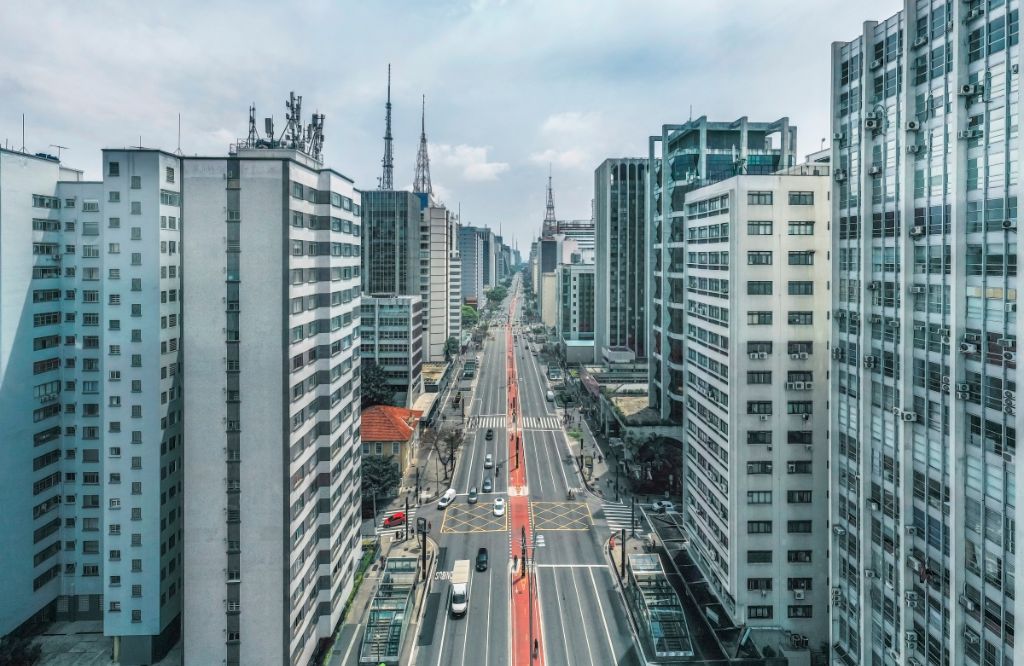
(540, 111, 602, 136)
(529, 148, 589, 170)
(431, 143, 509, 181)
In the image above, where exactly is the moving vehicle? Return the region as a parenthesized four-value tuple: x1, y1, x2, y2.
(484, 453, 493, 469)
(493, 497, 506, 516)
(546, 390, 555, 402)
(382, 511, 406, 528)
(450, 560, 471, 617)
(485, 428, 494, 441)
(476, 547, 489, 572)
(653, 500, 676, 514)
(468, 487, 479, 504)
(438, 488, 457, 509)
(482, 476, 493, 493)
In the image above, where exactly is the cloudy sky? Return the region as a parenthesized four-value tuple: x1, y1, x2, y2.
(1, 0, 898, 251)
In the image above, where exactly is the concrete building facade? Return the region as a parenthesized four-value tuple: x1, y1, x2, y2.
(557, 261, 596, 363)
(458, 226, 485, 304)
(830, 6, 1022, 666)
(360, 295, 424, 408)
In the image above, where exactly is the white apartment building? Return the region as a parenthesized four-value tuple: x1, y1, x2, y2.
(360, 295, 424, 408)
(421, 200, 455, 361)
(0, 148, 184, 664)
(678, 170, 831, 641)
(448, 215, 462, 349)
(459, 226, 484, 304)
(831, 5, 1021, 666)
(181, 146, 363, 666)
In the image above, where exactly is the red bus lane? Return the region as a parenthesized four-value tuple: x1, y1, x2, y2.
(507, 294, 543, 666)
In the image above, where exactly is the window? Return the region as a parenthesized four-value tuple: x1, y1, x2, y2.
(788, 221, 814, 235)
(130, 176, 141, 189)
(747, 401, 772, 415)
(747, 281, 773, 295)
(747, 220, 773, 235)
(787, 520, 812, 533)
(165, 167, 175, 183)
(787, 460, 812, 474)
(108, 162, 120, 177)
(787, 490, 812, 503)
(788, 311, 813, 325)
(787, 578, 813, 590)
(747, 491, 773, 504)
(747, 550, 773, 563)
(131, 202, 141, 215)
(748, 191, 773, 205)
(747, 521, 773, 534)
(747, 311, 772, 325)
(747, 371, 772, 385)
(787, 401, 813, 415)
(788, 251, 814, 265)
(748, 606, 774, 619)
(787, 605, 812, 618)
(108, 191, 120, 203)
(747, 341, 772, 354)
(787, 550, 813, 563)
(747, 577, 773, 590)
(747, 251, 772, 265)
(788, 191, 814, 205)
(747, 431, 772, 444)
(787, 281, 813, 295)
(788, 431, 813, 444)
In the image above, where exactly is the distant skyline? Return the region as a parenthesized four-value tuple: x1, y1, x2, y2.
(0, 0, 898, 251)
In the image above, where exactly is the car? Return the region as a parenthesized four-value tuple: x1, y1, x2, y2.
(476, 547, 489, 572)
(653, 500, 675, 514)
(485, 428, 494, 441)
(382, 511, 406, 528)
(468, 487, 479, 504)
(545, 390, 555, 402)
(482, 476, 493, 493)
(438, 488, 457, 509)
(492, 497, 506, 516)
(484, 454, 493, 469)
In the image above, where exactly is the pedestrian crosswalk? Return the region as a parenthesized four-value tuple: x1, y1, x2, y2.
(523, 416, 561, 430)
(599, 502, 643, 533)
(374, 508, 419, 538)
(468, 415, 506, 429)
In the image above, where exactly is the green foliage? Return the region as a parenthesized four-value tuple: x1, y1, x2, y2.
(485, 285, 508, 304)
(361, 455, 402, 499)
(360, 362, 394, 409)
(0, 633, 41, 666)
(567, 429, 583, 441)
(444, 336, 459, 359)
(461, 305, 480, 329)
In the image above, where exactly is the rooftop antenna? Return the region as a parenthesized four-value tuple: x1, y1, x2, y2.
(413, 94, 433, 196)
(21, 114, 25, 152)
(49, 144, 67, 160)
(380, 64, 395, 190)
(821, 137, 826, 151)
(247, 105, 258, 147)
(543, 164, 556, 232)
(688, 105, 692, 122)
(176, 114, 184, 156)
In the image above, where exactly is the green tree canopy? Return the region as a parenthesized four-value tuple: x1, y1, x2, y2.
(485, 285, 508, 304)
(444, 336, 459, 360)
(461, 304, 479, 328)
(360, 362, 394, 409)
(361, 456, 402, 499)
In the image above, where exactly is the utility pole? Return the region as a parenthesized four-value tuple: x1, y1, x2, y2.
(620, 527, 626, 579)
(404, 497, 410, 541)
(631, 496, 636, 537)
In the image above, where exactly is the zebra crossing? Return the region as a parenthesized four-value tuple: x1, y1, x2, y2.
(599, 502, 644, 533)
(374, 508, 419, 538)
(468, 414, 506, 429)
(522, 416, 561, 430)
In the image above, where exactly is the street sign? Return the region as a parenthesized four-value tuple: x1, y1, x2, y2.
(416, 517, 427, 534)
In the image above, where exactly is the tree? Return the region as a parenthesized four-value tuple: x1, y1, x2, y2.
(0, 632, 41, 666)
(461, 304, 479, 329)
(361, 455, 402, 500)
(361, 362, 394, 408)
(485, 285, 508, 304)
(444, 336, 459, 360)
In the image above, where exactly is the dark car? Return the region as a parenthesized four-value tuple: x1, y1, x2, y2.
(476, 547, 489, 572)
(482, 476, 493, 493)
(485, 428, 494, 441)
(468, 487, 479, 504)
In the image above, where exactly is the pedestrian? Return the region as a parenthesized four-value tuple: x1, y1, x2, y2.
(428, 521, 432, 531)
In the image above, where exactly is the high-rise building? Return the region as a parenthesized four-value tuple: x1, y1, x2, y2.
(182, 142, 363, 666)
(478, 227, 497, 288)
(649, 116, 797, 423)
(360, 295, 424, 407)
(557, 260, 596, 363)
(674, 166, 832, 642)
(0, 147, 185, 664)
(459, 226, 485, 304)
(830, 7, 1020, 666)
(595, 158, 648, 362)
(448, 215, 462, 349)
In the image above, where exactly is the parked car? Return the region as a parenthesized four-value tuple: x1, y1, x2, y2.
(468, 487, 479, 504)
(476, 547, 489, 572)
(484, 454, 493, 469)
(382, 511, 406, 528)
(545, 390, 555, 402)
(653, 500, 675, 514)
(493, 497, 506, 516)
(438, 488, 457, 509)
(482, 476, 493, 493)
(485, 428, 494, 441)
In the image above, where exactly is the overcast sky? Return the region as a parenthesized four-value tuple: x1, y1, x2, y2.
(1, 0, 898, 252)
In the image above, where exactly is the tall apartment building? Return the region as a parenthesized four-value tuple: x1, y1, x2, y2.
(182, 144, 364, 665)
(676, 168, 832, 642)
(459, 226, 485, 304)
(360, 295, 424, 408)
(0, 148, 185, 664)
(649, 116, 797, 423)
(830, 6, 1021, 666)
(595, 158, 648, 362)
(421, 199, 455, 361)
(448, 216, 462, 348)
(478, 226, 497, 288)
(556, 260, 596, 363)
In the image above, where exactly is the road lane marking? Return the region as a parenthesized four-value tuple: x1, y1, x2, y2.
(535, 563, 608, 568)
(567, 568, 597, 666)
(549, 569, 571, 666)
(588, 568, 620, 664)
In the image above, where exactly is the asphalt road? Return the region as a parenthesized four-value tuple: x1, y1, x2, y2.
(416, 275, 642, 666)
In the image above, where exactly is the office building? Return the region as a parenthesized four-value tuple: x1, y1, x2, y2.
(459, 226, 485, 304)
(0, 147, 185, 664)
(360, 295, 424, 408)
(595, 158, 648, 363)
(649, 116, 797, 424)
(675, 167, 832, 642)
(182, 124, 363, 664)
(479, 226, 497, 288)
(557, 260, 596, 363)
(448, 216, 462, 347)
(830, 7, 1020, 666)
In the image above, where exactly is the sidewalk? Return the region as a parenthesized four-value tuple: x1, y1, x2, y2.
(562, 406, 638, 504)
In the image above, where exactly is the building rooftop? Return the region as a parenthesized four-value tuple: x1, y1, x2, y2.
(421, 362, 447, 384)
(361, 405, 423, 443)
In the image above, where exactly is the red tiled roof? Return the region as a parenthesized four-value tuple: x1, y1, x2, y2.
(361, 405, 423, 443)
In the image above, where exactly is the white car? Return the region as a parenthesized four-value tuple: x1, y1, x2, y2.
(652, 500, 675, 514)
(492, 497, 506, 516)
(484, 453, 493, 469)
(438, 488, 457, 509)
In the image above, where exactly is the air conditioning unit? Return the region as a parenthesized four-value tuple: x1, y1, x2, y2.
(805, 382, 814, 390)
(786, 382, 797, 390)
(757, 352, 768, 360)
(831, 587, 842, 599)
(960, 341, 979, 354)
(956, 390, 971, 399)
(863, 355, 877, 369)
(907, 144, 924, 155)
(864, 118, 881, 130)
(832, 348, 845, 360)
(906, 631, 918, 643)
(910, 284, 925, 293)
(888, 649, 901, 662)
(1002, 219, 1016, 230)
(888, 319, 900, 329)
(868, 280, 880, 290)
(958, 128, 983, 140)
(801, 414, 810, 421)
(748, 352, 760, 360)
(870, 58, 884, 69)
(959, 594, 977, 612)
(794, 589, 806, 600)
(906, 592, 919, 607)
(833, 131, 846, 142)
(834, 169, 847, 182)
(967, 7, 985, 19)
(835, 310, 846, 320)
(1004, 351, 1015, 362)
(790, 353, 801, 360)
(870, 314, 882, 324)
(913, 35, 928, 48)
(957, 382, 970, 392)
(864, 569, 878, 579)
(746, 463, 756, 473)
(907, 555, 922, 570)
(869, 165, 882, 176)
(906, 525, 920, 536)
(965, 631, 980, 645)
(909, 225, 926, 237)
(902, 411, 918, 422)
(787, 463, 797, 473)
(759, 414, 770, 421)
(799, 352, 809, 360)
(869, 500, 880, 511)
(906, 120, 921, 131)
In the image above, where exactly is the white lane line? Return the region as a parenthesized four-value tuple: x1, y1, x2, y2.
(458, 573, 475, 666)
(536, 563, 609, 569)
(483, 567, 493, 666)
(588, 568, 620, 664)
(336, 623, 360, 665)
(550, 568, 571, 666)
(550, 429, 571, 492)
(543, 430, 559, 493)
(434, 585, 451, 666)
(567, 568, 597, 666)
(527, 431, 546, 496)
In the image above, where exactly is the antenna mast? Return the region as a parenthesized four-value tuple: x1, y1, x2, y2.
(381, 64, 395, 190)
(543, 164, 556, 234)
(413, 95, 433, 196)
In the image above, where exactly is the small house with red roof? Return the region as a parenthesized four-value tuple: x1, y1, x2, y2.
(360, 405, 423, 473)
